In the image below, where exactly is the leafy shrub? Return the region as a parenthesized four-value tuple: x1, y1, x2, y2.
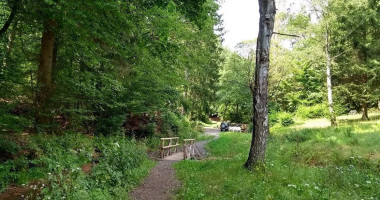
(142, 123, 157, 137)
(0, 139, 21, 157)
(178, 118, 200, 139)
(35, 134, 153, 199)
(0, 164, 11, 192)
(0, 112, 32, 133)
(161, 112, 181, 135)
(278, 112, 295, 127)
(296, 104, 328, 119)
(269, 112, 279, 126)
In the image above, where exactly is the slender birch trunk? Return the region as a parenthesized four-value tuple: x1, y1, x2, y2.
(325, 32, 337, 126)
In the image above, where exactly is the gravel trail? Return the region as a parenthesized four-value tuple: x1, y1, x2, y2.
(130, 127, 220, 200)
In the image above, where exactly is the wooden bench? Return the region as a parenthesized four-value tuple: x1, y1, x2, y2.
(160, 137, 180, 158)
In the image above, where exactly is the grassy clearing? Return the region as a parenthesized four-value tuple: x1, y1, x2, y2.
(295, 112, 380, 129)
(175, 120, 380, 200)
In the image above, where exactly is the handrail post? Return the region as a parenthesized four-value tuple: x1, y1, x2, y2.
(160, 137, 180, 159)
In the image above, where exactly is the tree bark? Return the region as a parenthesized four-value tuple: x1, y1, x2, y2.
(35, 20, 56, 125)
(325, 32, 337, 126)
(362, 102, 369, 120)
(245, 0, 276, 169)
(1, 22, 17, 80)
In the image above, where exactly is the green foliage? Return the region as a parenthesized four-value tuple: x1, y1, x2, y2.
(0, 133, 154, 198)
(217, 49, 253, 123)
(278, 112, 295, 127)
(42, 136, 154, 200)
(175, 120, 380, 199)
(296, 104, 328, 119)
(178, 118, 202, 140)
(268, 112, 295, 127)
(0, 103, 33, 133)
(0, 139, 21, 156)
(0, 0, 222, 135)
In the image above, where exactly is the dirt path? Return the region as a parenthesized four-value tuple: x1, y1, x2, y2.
(130, 128, 220, 200)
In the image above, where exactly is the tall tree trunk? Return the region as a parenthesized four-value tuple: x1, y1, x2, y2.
(35, 20, 56, 125)
(362, 102, 369, 120)
(1, 23, 17, 84)
(0, 0, 19, 37)
(245, 0, 276, 169)
(2, 23, 17, 68)
(325, 32, 337, 126)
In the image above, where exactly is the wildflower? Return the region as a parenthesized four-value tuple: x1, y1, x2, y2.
(354, 184, 359, 188)
(314, 186, 319, 190)
(350, 156, 354, 159)
(288, 184, 297, 188)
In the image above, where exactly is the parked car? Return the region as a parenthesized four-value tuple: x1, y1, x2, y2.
(220, 122, 229, 131)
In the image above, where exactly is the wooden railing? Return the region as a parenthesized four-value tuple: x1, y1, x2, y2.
(183, 139, 195, 159)
(160, 137, 180, 158)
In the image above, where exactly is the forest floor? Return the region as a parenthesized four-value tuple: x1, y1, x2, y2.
(174, 113, 380, 199)
(130, 128, 220, 200)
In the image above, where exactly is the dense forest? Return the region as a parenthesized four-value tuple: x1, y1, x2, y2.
(0, 0, 222, 198)
(0, 0, 379, 199)
(0, 0, 222, 136)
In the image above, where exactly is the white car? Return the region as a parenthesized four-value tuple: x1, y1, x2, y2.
(228, 126, 242, 132)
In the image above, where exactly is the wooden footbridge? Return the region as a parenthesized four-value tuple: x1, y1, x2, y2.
(160, 137, 200, 159)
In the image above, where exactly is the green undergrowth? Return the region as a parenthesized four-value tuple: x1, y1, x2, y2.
(175, 121, 380, 200)
(0, 133, 154, 199)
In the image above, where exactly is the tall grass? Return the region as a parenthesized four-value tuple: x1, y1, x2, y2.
(175, 122, 380, 200)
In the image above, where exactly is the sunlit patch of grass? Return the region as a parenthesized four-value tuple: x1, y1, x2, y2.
(293, 112, 380, 129)
(175, 120, 380, 200)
